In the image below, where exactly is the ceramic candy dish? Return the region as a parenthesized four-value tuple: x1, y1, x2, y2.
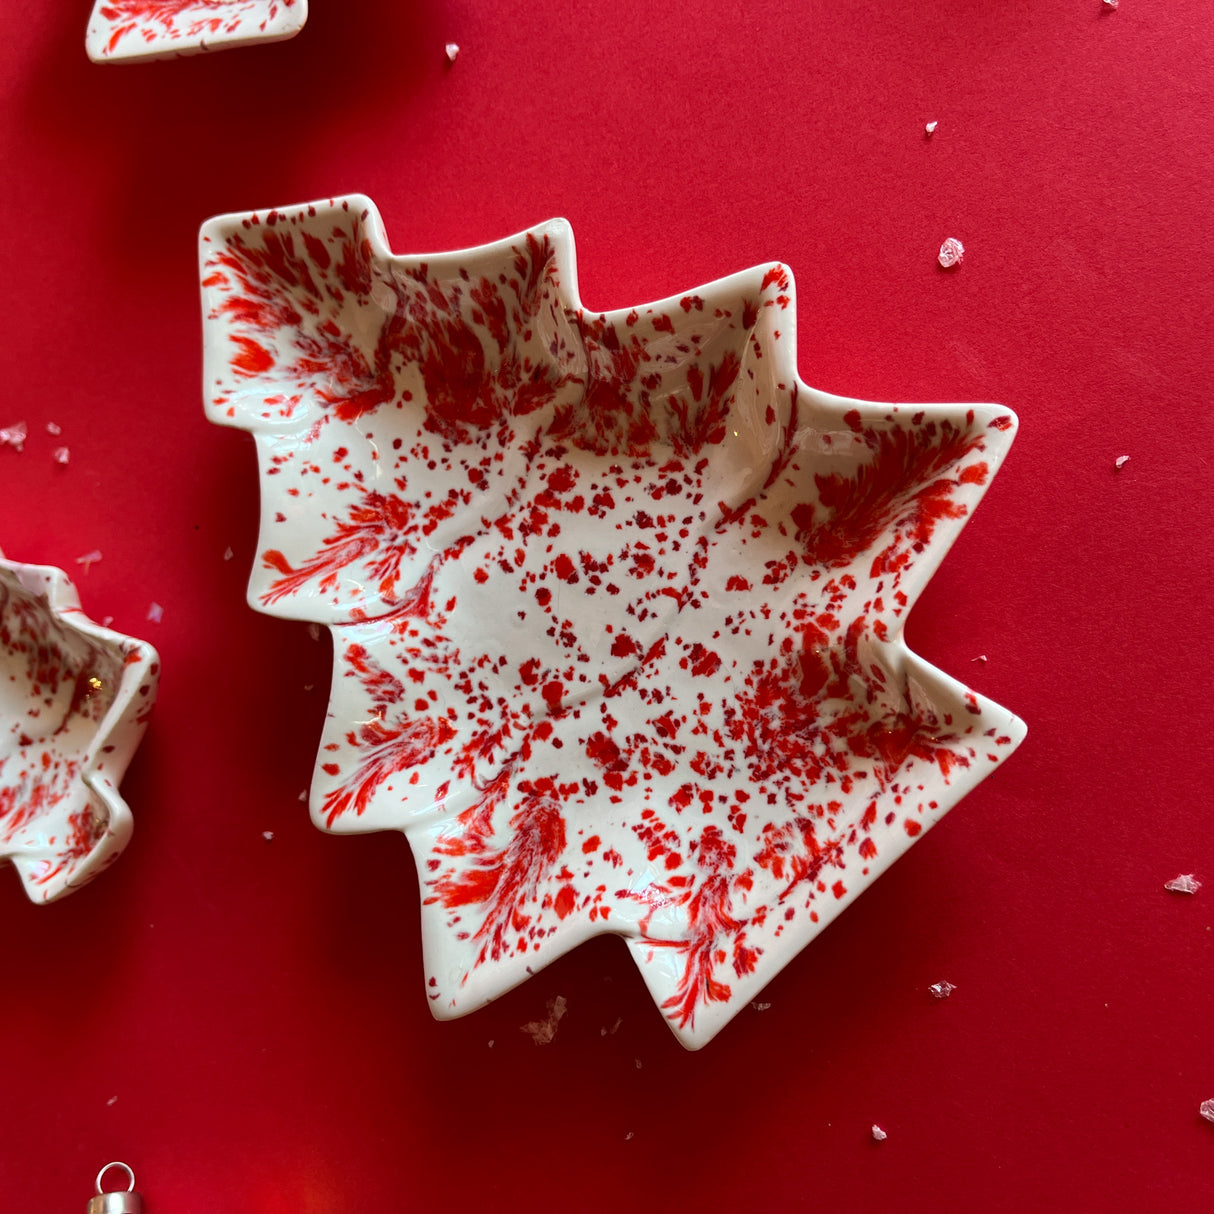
(200, 196, 1026, 1047)
(86, 0, 308, 64)
(0, 554, 159, 902)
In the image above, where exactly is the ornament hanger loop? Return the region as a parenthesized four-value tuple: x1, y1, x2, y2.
(96, 1163, 136, 1194)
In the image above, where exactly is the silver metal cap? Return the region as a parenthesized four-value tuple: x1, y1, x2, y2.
(89, 1163, 143, 1213)
(87, 1194, 143, 1214)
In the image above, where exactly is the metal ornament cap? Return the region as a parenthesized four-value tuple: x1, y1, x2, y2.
(88, 1163, 143, 1213)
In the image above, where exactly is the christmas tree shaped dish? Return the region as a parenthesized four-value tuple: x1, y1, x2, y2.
(201, 196, 1025, 1046)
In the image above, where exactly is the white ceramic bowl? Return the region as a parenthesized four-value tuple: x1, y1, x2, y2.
(0, 556, 159, 902)
(201, 196, 1026, 1046)
(86, 0, 308, 64)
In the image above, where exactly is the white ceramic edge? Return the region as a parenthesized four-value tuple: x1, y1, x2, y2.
(0, 555, 160, 903)
(199, 197, 1026, 1046)
(86, 0, 309, 65)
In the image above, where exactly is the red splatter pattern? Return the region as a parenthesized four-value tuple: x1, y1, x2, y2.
(1, 561, 160, 902)
(88, 0, 304, 61)
(203, 197, 1025, 1047)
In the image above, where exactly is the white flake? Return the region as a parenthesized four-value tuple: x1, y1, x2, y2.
(938, 238, 965, 269)
(520, 994, 567, 1045)
(1164, 874, 1201, 895)
(0, 420, 28, 451)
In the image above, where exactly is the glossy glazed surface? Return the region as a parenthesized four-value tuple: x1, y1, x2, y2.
(86, 0, 307, 63)
(201, 197, 1025, 1046)
(0, 557, 159, 902)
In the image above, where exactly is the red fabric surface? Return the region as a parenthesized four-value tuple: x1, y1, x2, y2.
(2, 1, 1212, 1208)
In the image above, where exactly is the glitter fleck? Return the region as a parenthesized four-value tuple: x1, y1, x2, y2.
(1200, 1099, 1214, 1123)
(520, 994, 567, 1045)
(938, 238, 965, 269)
(52, 446, 70, 466)
(75, 550, 103, 573)
(929, 980, 957, 999)
(146, 602, 164, 624)
(0, 420, 28, 451)
(1115, 455, 1130, 470)
(872, 1125, 888, 1142)
(444, 42, 460, 62)
(1164, 874, 1201, 895)
(925, 121, 938, 136)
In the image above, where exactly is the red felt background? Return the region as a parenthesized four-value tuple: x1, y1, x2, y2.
(2, 1, 1212, 1209)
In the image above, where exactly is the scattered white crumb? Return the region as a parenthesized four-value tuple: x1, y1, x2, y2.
(1164, 874, 1201, 895)
(106, 1095, 117, 1107)
(520, 995, 567, 1045)
(938, 237, 965, 269)
(635, 1058, 643, 1069)
(751, 1001, 772, 1012)
(303, 683, 315, 692)
(52, 446, 70, 466)
(46, 421, 62, 436)
(971, 654, 988, 663)
(445, 42, 460, 62)
(223, 546, 235, 561)
(308, 623, 322, 642)
(146, 602, 164, 624)
(0, 420, 28, 451)
(624, 1131, 635, 1141)
(75, 549, 103, 572)
(298, 790, 307, 802)
(101, 615, 114, 628)
(1199, 1098, 1214, 1123)
(925, 120, 938, 136)
(487, 1040, 494, 1048)
(1115, 455, 1130, 470)
(1102, 0, 1118, 9)
(262, 831, 274, 842)
(872, 1124, 888, 1141)
(929, 980, 957, 999)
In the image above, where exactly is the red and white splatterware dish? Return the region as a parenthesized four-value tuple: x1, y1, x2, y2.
(200, 196, 1026, 1047)
(86, 0, 307, 64)
(0, 555, 159, 902)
